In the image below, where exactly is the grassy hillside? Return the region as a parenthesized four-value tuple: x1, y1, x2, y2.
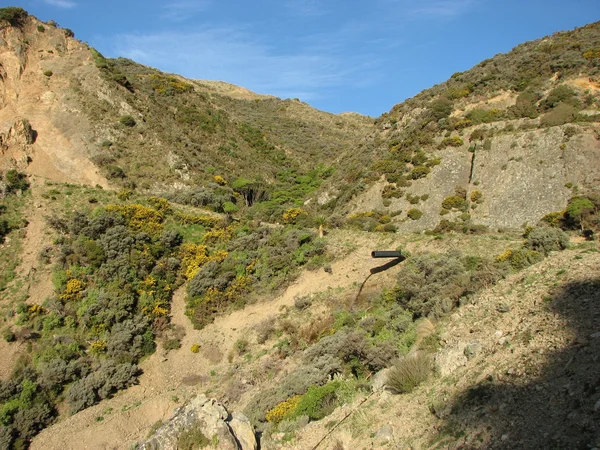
(1, 8, 600, 450)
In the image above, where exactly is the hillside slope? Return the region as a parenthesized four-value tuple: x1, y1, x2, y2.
(1, 8, 600, 450)
(319, 21, 600, 231)
(0, 11, 372, 200)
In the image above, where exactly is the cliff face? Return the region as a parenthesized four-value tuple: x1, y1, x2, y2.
(0, 15, 109, 186)
(348, 122, 600, 231)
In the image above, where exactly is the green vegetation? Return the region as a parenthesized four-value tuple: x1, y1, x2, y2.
(407, 209, 423, 220)
(0, 7, 28, 26)
(185, 224, 326, 329)
(119, 115, 136, 127)
(439, 136, 464, 148)
(386, 354, 433, 393)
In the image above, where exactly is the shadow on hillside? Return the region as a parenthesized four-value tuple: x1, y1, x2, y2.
(440, 278, 600, 450)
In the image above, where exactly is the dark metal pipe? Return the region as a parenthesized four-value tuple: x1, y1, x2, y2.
(371, 250, 402, 258)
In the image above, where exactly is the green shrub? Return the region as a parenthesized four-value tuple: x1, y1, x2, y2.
(540, 85, 579, 111)
(428, 98, 454, 120)
(223, 201, 239, 214)
(439, 136, 464, 148)
(498, 248, 543, 270)
(470, 190, 483, 203)
(381, 185, 404, 199)
(441, 195, 467, 211)
(119, 115, 136, 127)
(177, 423, 210, 450)
(408, 165, 430, 180)
(43, 70, 53, 77)
(525, 227, 569, 255)
(386, 354, 432, 394)
(510, 90, 541, 119)
(465, 108, 502, 124)
(4, 170, 29, 192)
(37, 24, 45, 32)
(566, 196, 595, 229)
(407, 209, 423, 220)
(293, 381, 341, 421)
(0, 7, 28, 26)
(540, 103, 578, 127)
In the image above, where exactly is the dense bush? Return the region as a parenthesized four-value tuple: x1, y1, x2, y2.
(0, 199, 189, 441)
(407, 209, 423, 220)
(408, 165, 430, 180)
(441, 195, 468, 211)
(465, 108, 502, 124)
(4, 170, 29, 193)
(119, 115, 136, 127)
(388, 251, 506, 318)
(439, 136, 464, 148)
(0, 7, 28, 26)
(525, 227, 569, 255)
(66, 361, 138, 413)
(428, 98, 454, 120)
(540, 103, 579, 127)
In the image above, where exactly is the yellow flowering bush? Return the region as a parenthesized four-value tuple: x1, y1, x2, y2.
(106, 204, 164, 236)
(266, 396, 301, 423)
(59, 278, 85, 302)
(282, 207, 307, 224)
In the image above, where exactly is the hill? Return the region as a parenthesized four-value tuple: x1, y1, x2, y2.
(0, 7, 599, 450)
(318, 21, 600, 231)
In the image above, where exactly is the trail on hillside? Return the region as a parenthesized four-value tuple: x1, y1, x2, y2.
(0, 177, 55, 380)
(15, 177, 55, 305)
(31, 231, 404, 450)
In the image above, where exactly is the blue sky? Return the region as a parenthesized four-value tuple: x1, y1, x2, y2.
(14, 0, 600, 116)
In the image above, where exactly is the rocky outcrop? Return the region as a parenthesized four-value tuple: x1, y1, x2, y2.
(0, 118, 35, 150)
(350, 123, 600, 232)
(138, 395, 257, 450)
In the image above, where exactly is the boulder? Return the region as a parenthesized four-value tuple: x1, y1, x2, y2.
(138, 395, 256, 450)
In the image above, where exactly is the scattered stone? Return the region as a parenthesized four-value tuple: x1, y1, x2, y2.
(497, 303, 511, 313)
(464, 342, 482, 360)
(371, 368, 390, 392)
(374, 424, 394, 443)
(590, 332, 600, 339)
(594, 399, 600, 412)
(435, 344, 468, 377)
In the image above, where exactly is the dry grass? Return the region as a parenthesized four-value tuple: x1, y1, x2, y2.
(386, 353, 433, 394)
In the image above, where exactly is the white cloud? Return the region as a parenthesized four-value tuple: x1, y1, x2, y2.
(43, 0, 76, 8)
(160, 0, 212, 22)
(109, 27, 377, 100)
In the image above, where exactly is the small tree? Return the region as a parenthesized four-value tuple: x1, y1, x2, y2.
(566, 196, 595, 231)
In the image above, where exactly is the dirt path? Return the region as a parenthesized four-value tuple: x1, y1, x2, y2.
(0, 177, 55, 380)
(31, 232, 404, 450)
(15, 177, 56, 306)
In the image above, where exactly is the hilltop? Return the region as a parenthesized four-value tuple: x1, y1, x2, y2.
(0, 7, 599, 450)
